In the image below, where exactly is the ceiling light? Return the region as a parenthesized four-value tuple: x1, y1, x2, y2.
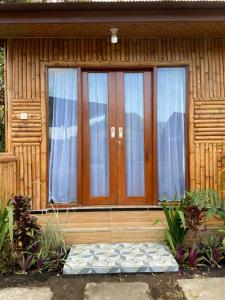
(110, 28, 119, 44)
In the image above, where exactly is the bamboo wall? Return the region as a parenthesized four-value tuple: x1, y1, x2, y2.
(0, 154, 17, 204)
(5, 37, 225, 209)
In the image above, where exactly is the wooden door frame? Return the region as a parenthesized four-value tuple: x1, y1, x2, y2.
(116, 70, 154, 205)
(81, 70, 118, 205)
(42, 62, 190, 209)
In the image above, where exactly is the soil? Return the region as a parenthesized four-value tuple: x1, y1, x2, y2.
(0, 267, 225, 300)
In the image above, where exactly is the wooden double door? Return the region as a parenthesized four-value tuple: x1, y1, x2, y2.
(82, 70, 154, 205)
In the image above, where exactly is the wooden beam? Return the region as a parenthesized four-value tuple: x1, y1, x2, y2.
(2, 9, 225, 25)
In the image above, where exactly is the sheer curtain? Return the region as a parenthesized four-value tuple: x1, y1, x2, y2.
(48, 68, 78, 203)
(88, 73, 109, 197)
(124, 73, 145, 197)
(157, 67, 186, 201)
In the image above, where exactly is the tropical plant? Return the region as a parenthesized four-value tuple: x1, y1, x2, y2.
(0, 194, 14, 274)
(185, 189, 223, 209)
(161, 199, 188, 254)
(199, 236, 224, 267)
(184, 204, 207, 242)
(37, 208, 69, 272)
(0, 194, 13, 250)
(12, 194, 41, 252)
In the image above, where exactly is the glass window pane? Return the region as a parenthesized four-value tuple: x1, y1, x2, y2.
(88, 73, 109, 197)
(124, 73, 145, 197)
(157, 67, 186, 201)
(48, 68, 78, 203)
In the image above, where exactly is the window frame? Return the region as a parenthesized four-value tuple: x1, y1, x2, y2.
(44, 64, 189, 208)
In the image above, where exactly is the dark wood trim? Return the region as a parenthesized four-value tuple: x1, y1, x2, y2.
(82, 71, 118, 205)
(144, 71, 153, 205)
(81, 71, 90, 204)
(116, 71, 126, 205)
(45, 65, 50, 209)
(2, 9, 225, 25)
(77, 67, 82, 204)
(152, 67, 158, 205)
(108, 72, 118, 205)
(185, 65, 190, 191)
(37, 205, 164, 214)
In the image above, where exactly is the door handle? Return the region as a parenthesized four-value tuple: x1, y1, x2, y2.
(110, 127, 116, 138)
(118, 127, 123, 139)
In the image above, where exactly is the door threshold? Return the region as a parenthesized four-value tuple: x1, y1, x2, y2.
(31, 205, 162, 214)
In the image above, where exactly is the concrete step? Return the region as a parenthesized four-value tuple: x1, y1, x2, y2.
(63, 242, 178, 275)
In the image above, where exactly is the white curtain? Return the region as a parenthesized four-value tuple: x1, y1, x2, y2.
(48, 68, 78, 203)
(125, 73, 145, 197)
(88, 73, 109, 197)
(157, 67, 186, 201)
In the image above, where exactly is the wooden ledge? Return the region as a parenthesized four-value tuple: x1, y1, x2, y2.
(0, 153, 17, 163)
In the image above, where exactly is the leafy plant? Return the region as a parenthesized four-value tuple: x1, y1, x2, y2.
(199, 236, 224, 267)
(161, 199, 187, 253)
(187, 244, 207, 269)
(12, 195, 41, 253)
(0, 194, 13, 250)
(37, 208, 69, 272)
(0, 194, 14, 274)
(184, 204, 207, 242)
(175, 246, 188, 268)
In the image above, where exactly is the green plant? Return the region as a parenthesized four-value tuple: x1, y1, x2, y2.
(199, 236, 224, 267)
(37, 208, 69, 272)
(184, 204, 207, 242)
(161, 199, 187, 254)
(12, 194, 41, 252)
(0, 194, 13, 250)
(0, 194, 14, 274)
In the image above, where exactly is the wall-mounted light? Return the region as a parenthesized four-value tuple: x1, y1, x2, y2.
(110, 28, 119, 44)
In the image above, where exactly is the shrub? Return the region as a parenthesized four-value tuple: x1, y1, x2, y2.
(161, 199, 187, 254)
(0, 195, 13, 250)
(200, 236, 224, 267)
(184, 204, 207, 242)
(12, 195, 41, 253)
(0, 195, 69, 274)
(162, 190, 225, 270)
(0, 195, 13, 274)
(37, 208, 69, 272)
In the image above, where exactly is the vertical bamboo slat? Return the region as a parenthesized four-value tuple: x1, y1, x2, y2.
(4, 37, 225, 209)
(0, 154, 17, 204)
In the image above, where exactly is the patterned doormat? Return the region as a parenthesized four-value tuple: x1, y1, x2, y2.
(63, 243, 178, 275)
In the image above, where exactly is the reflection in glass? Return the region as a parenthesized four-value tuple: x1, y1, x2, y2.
(48, 68, 77, 203)
(124, 73, 145, 197)
(88, 73, 109, 197)
(157, 67, 186, 201)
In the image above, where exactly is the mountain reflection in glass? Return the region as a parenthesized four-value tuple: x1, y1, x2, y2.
(88, 73, 109, 197)
(124, 73, 145, 197)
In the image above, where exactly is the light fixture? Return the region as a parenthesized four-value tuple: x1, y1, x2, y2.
(110, 28, 119, 44)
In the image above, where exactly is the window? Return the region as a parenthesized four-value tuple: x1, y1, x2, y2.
(157, 67, 186, 200)
(48, 68, 78, 203)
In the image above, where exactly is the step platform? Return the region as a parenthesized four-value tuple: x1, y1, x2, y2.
(63, 242, 178, 275)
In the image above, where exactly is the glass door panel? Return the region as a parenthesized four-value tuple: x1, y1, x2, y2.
(48, 68, 78, 203)
(124, 73, 145, 197)
(82, 70, 153, 205)
(88, 73, 109, 197)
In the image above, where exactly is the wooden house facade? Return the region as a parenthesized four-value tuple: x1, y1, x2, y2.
(0, 2, 225, 243)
